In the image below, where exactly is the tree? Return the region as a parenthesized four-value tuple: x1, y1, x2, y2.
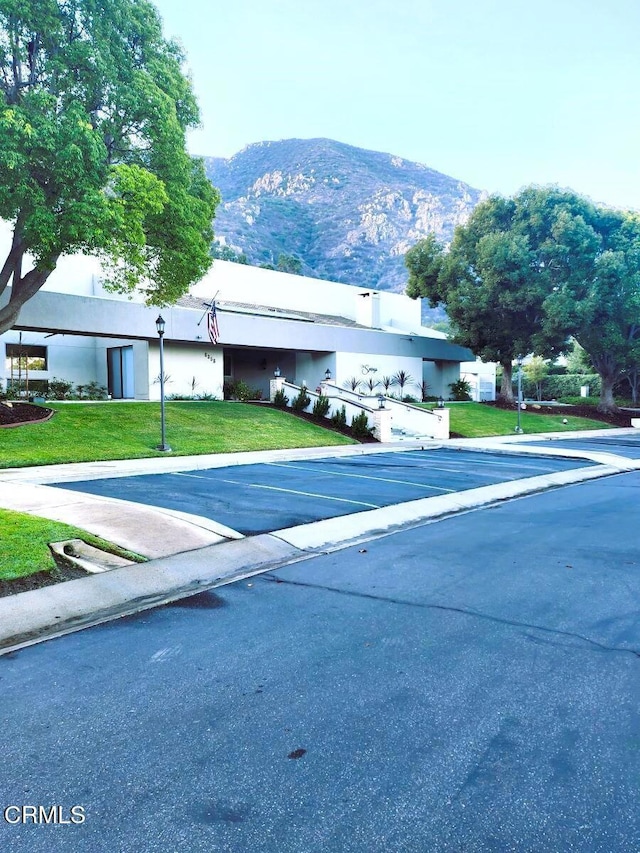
(405, 188, 604, 405)
(210, 240, 248, 264)
(276, 253, 302, 275)
(0, 0, 219, 335)
(564, 338, 592, 374)
(523, 356, 549, 402)
(546, 220, 640, 411)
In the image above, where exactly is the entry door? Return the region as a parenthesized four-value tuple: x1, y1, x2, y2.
(107, 346, 135, 398)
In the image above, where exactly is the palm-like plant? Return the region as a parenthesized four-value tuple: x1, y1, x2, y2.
(380, 375, 393, 394)
(391, 370, 414, 397)
(363, 377, 380, 394)
(343, 377, 362, 392)
(416, 380, 431, 402)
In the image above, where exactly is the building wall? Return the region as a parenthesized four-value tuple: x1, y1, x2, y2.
(1, 331, 100, 390)
(335, 352, 422, 393)
(147, 342, 224, 401)
(460, 360, 497, 402)
(190, 260, 424, 331)
(423, 360, 462, 399)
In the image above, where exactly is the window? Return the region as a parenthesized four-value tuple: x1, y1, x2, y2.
(5, 344, 47, 372)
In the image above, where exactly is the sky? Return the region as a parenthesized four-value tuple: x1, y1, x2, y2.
(151, 0, 640, 210)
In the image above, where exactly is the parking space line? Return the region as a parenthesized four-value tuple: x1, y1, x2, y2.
(265, 461, 457, 492)
(391, 454, 561, 471)
(173, 472, 382, 508)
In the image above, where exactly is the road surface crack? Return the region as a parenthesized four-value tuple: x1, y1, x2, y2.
(262, 574, 640, 660)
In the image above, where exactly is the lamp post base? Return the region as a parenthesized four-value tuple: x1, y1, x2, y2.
(156, 444, 172, 452)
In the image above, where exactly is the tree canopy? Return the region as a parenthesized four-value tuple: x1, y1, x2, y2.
(0, 0, 219, 335)
(406, 187, 640, 411)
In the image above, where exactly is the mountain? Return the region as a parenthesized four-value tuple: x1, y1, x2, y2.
(202, 137, 486, 293)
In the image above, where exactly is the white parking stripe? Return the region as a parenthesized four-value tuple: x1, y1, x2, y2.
(173, 472, 381, 508)
(266, 461, 456, 492)
(379, 455, 559, 472)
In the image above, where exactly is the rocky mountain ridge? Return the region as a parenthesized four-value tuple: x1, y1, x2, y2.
(203, 137, 486, 293)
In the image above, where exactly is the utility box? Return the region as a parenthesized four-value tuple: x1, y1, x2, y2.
(580, 385, 590, 397)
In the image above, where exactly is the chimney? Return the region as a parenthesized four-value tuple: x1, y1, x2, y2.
(355, 291, 381, 328)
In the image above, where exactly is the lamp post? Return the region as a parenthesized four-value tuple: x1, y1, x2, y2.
(274, 366, 281, 378)
(156, 315, 171, 452)
(324, 368, 331, 382)
(437, 396, 445, 409)
(515, 355, 524, 434)
(377, 393, 385, 409)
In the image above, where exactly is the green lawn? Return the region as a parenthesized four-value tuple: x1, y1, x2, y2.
(0, 508, 144, 582)
(421, 401, 613, 438)
(0, 401, 355, 468)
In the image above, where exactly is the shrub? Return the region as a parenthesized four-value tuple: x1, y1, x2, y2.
(402, 394, 418, 404)
(351, 410, 373, 439)
(78, 381, 108, 400)
(292, 387, 311, 412)
(540, 374, 601, 400)
(331, 404, 347, 429)
(312, 394, 330, 420)
(273, 388, 289, 409)
(449, 379, 472, 401)
(48, 377, 74, 399)
(224, 379, 263, 401)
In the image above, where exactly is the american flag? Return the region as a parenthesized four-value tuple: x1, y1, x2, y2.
(207, 302, 220, 345)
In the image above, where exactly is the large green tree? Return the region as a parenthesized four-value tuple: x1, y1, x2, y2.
(0, 0, 219, 335)
(405, 190, 575, 403)
(406, 187, 640, 410)
(544, 211, 640, 411)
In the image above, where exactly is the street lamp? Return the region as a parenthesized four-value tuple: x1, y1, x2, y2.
(155, 315, 171, 452)
(437, 396, 445, 409)
(515, 355, 524, 434)
(377, 393, 385, 409)
(324, 368, 332, 381)
(274, 366, 281, 378)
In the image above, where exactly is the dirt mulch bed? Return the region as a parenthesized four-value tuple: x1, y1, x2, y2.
(488, 400, 633, 428)
(0, 564, 88, 599)
(0, 401, 54, 428)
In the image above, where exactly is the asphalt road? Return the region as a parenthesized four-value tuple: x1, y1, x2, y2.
(53, 449, 594, 534)
(1, 471, 638, 852)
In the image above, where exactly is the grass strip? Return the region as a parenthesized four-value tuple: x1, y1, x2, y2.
(0, 508, 144, 581)
(0, 401, 355, 468)
(420, 402, 613, 438)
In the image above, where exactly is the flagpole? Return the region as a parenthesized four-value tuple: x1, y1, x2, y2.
(197, 290, 219, 326)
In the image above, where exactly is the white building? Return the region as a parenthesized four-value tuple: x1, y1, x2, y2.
(0, 247, 491, 403)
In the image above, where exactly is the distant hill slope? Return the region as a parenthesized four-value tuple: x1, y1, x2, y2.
(202, 138, 486, 293)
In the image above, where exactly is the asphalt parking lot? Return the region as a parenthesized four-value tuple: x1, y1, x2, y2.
(54, 448, 595, 535)
(526, 432, 640, 459)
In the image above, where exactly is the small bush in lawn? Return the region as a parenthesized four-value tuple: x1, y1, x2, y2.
(273, 389, 289, 408)
(351, 410, 373, 439)
(403, 394, 418, 404)
(331, 405, 347, 429)
(292, 388, 311, 412)
(312, 394, 330, 420)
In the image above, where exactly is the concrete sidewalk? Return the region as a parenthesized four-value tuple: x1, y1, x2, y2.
(0, 429, 638, 654)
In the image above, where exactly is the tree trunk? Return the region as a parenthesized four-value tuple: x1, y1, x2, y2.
(598, 374, 619, 413)
(498, 361, 515, 404)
